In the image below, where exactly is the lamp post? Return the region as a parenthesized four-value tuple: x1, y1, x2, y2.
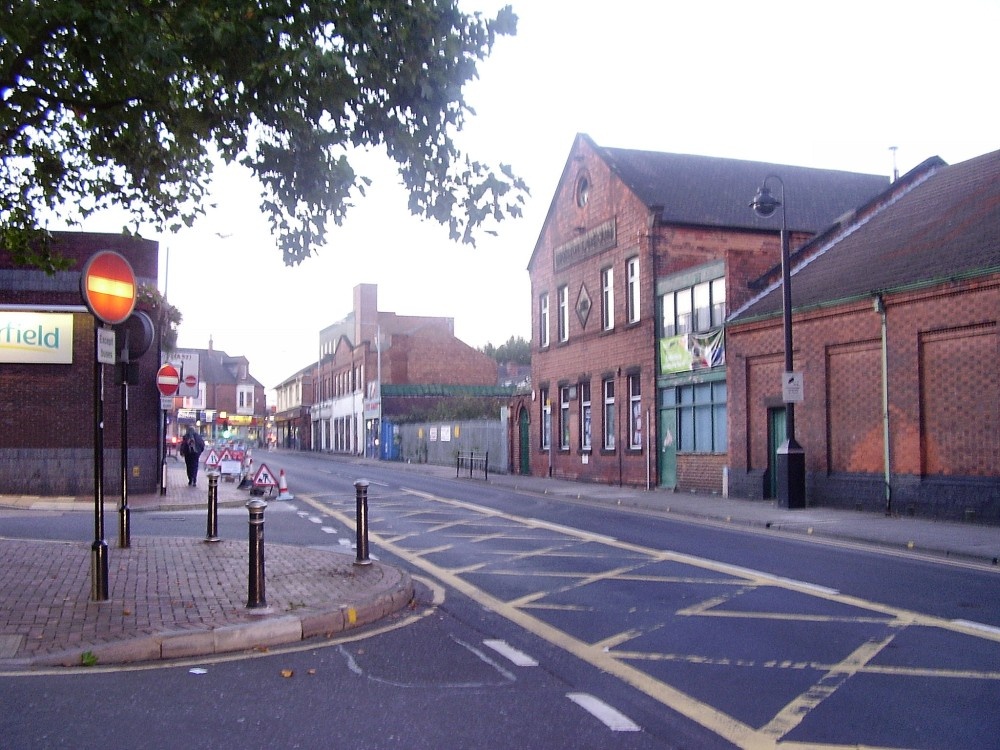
(750, 176, 806, 509)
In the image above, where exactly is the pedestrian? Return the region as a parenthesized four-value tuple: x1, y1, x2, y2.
(179, 427, 205, 487)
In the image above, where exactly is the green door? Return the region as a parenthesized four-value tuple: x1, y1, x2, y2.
(518, 407, 531, 475)
(768, 407, 787, 499)
(659, 407, 677, 490)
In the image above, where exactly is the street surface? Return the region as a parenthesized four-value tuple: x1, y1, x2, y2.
(2, 452, 999, 749)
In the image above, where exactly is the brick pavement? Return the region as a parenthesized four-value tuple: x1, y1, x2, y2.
(0, 460, 413, 668)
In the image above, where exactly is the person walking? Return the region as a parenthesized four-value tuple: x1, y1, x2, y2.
(179, 427, 205, 487)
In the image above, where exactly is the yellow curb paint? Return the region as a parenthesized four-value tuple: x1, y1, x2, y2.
(347, 608, 357, 626)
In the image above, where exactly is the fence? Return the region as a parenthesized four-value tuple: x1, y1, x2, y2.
(394, 419, 508, 474)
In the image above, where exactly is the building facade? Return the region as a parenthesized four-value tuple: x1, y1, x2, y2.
(309, 284, 500, 456)
(1, 232, 162, 495)
(525, 134, 888, 490)
(166, 341, 268, 446)
(727, 151, 1000, 520)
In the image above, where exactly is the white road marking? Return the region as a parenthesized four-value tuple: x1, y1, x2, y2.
(566, 693, 640, 732)
(321, 527, 336, 534)
(952, 619, 1000, 637)
(483, 639, 538, 667)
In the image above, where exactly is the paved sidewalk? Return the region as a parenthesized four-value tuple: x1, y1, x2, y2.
(0, 460, 413, 668)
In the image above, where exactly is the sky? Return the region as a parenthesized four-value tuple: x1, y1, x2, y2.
(62, 0, 1000, 392)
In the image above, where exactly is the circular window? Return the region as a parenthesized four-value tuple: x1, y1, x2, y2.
(576, 174, 590, 207)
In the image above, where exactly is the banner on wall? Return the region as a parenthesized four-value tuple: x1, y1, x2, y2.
(659, 328, 725, 374)
(0, 312, 74, 364)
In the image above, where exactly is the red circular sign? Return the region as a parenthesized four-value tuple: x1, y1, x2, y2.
(80, 250, 137, 325)
(184, 374, 197, 388)
(156, 363, 180, 396)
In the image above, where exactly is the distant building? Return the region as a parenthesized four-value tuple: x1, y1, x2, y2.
(727, 150, 1000, 519)
(517, 133, 888, 489)
(273, 363, 314, 450)
(308, 283, 505, 457)
(166, 340, 268, 446)
(0, 232, 161, 495)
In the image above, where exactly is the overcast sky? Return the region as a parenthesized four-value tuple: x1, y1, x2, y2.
(67, 0, 1000, 391)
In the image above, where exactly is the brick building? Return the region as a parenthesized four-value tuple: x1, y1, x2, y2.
(519, 134, 887, 490)
(273, 363, 314, 450)
(727, 150, 1000, 520)
(167, 341, 268, 445)
(1, 232, 162, 495)
(309, 283, 500, 457)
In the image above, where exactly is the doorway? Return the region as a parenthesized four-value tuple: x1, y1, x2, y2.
(767, 407, 787, 499)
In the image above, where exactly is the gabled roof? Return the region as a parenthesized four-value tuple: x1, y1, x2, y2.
(528, 134, 889, 271)
(730, 148, 1000, 322)
(600, 142, 890, 233)
(178, 347, 264, 388)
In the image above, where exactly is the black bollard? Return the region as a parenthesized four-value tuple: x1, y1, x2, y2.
(246, 495, 267, 608)
(353, 479, 371, 566)
(205, 470, 220, 542)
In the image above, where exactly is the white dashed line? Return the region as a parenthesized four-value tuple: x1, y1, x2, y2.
(566, 693, 640, 732)
(483, 639, 538, 667)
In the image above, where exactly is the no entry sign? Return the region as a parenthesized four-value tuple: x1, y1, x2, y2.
(156, 363, 180, 396)
(81, 250, 137, 325)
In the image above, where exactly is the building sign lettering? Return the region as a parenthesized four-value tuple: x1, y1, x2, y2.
(0, 312, 73, 364)
(553, 219, 616, 271)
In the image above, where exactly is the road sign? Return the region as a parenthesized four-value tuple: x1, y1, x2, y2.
(97, 327, 116, 365)
(156, 363, 180, 396)
(782, 371, 804, 403)
(80, 251, 137, 325)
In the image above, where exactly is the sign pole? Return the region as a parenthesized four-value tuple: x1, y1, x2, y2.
(91, 325, 109, 602)
(81, 249, 137, 603)
(118, 328, 130, 549)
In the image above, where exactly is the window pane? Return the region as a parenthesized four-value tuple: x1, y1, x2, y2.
(660, 293, 675, 337)
(711, 278, 726, 327)
(678, 405, 694, 451)
(694, 405, 712, 451)
(676, 291, 692, 334)
(713, 402, 727, 450)
(694, 281, 711, 332)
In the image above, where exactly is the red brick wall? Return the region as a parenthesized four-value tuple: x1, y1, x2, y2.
(529, 136, 655, 486)
(0, 232, 162, 495)
(728, 274, 1000, 516)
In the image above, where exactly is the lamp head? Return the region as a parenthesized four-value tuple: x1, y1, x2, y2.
(750, 183, 781, 219)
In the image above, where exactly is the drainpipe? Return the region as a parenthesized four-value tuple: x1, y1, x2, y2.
(875, 294, 892, 515)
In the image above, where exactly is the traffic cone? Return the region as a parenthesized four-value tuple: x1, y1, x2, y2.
(276, 469, 294, 501)
(238, 457, 253, 489)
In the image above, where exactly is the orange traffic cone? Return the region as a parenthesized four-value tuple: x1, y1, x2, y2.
(277, 468, 294, 500)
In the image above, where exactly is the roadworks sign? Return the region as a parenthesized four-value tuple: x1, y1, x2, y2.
(252, 462, 277, 489)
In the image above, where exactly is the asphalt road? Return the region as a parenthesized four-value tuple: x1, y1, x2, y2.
(3, 453, 999, 749)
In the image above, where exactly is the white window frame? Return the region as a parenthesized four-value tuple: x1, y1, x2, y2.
(560, 386, 571, 450)
(626, 257, 640, 323)
(580, 381, 592, 451)
(558, 285, 569, 342)
(539, 293, 550, 348)
(540, 387, 550, 450)
(602, 378, 615, 450)
(628, 374, 642, 449)
(601, 267, 614, 331)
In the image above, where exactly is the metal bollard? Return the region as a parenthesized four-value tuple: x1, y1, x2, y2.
(246, 495, 268, 608)
(205, 470, 221, 542)
(354, 479, 371, 566)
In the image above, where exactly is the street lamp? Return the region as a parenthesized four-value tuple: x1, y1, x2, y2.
(750, 176, 806, 509)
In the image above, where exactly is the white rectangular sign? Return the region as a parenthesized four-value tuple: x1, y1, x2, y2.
(0, 312, 74, 364)
(782, 371, 804, 403)
(97, 327, 116, 365)
(170, 351, 200, 397)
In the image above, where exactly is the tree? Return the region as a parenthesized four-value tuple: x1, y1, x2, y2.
(1, 0, 528, 272)
(481, 335, 530, 365)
